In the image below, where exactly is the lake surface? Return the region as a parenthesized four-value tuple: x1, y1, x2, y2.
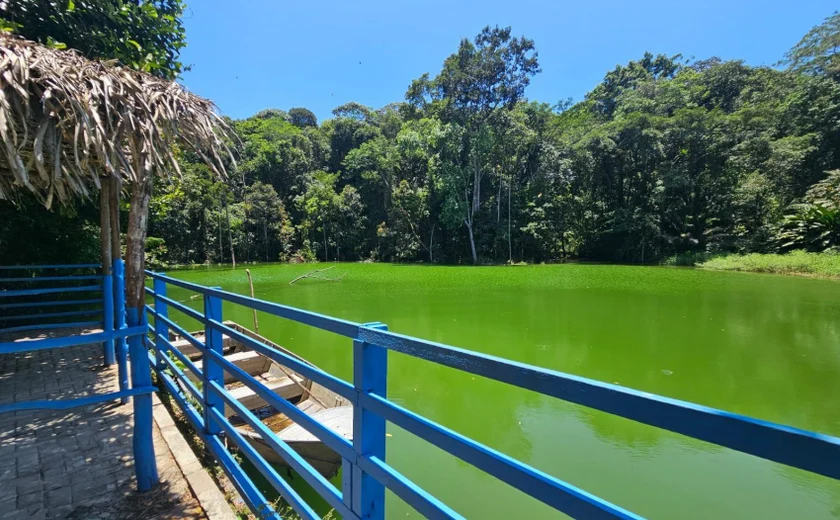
(162, 263, 840, 519)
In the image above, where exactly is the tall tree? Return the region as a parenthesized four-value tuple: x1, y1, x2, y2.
(407, 26, 540, 263)
(782, 11, 840, 78)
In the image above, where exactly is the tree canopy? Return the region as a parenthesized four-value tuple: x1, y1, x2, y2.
(4, 9, 840, 267)
(1, 0, 187, 78)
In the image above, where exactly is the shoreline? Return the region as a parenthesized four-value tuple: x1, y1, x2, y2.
(155, 252, 840, 281)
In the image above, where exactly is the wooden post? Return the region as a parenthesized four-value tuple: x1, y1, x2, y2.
(99, 178, 115, 365)
(122, 174, 159, 491)
(224, 194, 236, 269)
(245, 269, 259, 332)
(203, 292, 223, 435)
(125, 175, 152, 312)
(350, 322, 388, 520)
(110, 176, 121, 261)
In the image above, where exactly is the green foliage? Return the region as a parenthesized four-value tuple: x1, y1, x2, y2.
(8, 15, 840, 269)
(140, 19, 840, 267)
(782, 11, 840, 78)
(2, 0, 188, 78)
(144, 236, 168, 269)
(0, 0, 188, 266)
(244, 182, 293, 261)
(0, 193, 100, 265)
(777, 170, 840, 251)
(407, 25, 540, 123)
(288, 107, 318, 128)
(699, 250, 840, 277)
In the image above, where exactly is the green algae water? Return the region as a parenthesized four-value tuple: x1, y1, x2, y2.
(162, 263, 840, 519)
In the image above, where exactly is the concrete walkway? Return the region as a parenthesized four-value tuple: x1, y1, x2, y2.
(0, 332, 209, 519)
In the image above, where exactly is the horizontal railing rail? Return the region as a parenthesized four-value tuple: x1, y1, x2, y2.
(0, 263, 101, 270)
(144, 269, 840, 520)
(0, 264, 105, 335)
(0, 261, 160, 495)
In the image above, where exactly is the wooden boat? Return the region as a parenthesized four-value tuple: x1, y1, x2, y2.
(168, 321, 352, 478)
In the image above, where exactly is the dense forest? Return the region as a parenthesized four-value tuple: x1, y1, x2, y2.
(1, 4, 839, 266)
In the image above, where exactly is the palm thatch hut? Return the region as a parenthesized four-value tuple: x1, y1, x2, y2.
(0, 32, 232, 311)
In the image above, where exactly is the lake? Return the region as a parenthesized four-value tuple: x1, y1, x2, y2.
(161, 263, 840, 519)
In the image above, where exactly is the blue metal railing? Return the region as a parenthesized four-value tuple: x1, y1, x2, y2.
(0, 264, 105, 335)
(144, 270, 840, 520)
(0, 262, 158, 492)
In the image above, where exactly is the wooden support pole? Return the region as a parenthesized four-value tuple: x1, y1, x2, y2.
(99, 178, 115, 365)
(123, 174, 159, 491)
(110, 176, 121, 262)
(245, 269, 259, 332)
(110, 176, 128, 389)
(125, 176, 151, 312)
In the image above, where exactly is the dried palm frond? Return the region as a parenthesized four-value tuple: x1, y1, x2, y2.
(0, 32, 234, 208)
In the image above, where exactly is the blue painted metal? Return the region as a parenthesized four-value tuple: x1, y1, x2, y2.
(0, 325, 147, 354)
(356, 455, 462, 520)
(203, 346, 353, 459)
(0, 309, 101, 322)
(202, 293, 223, 436)
(356, 326, 840, 482)
(155, 368, 281, 519)
(209, 319, 355, 401)
(153, 339, 204, 404)
(0, 298, 100, 309)
(0, 263, 100, 269)
(0, 386, 156, 414)
(142, 270, 840, 520)
(102, 271, 116, 365)
(209, 405, 320, 520)
(360, 392, 640, 519)
(126, 306, 159, 492)
(153, 278, 168, 373)
(114, 259, 129, 403)
(209, 383, 353, 518)
(0, 285, 102, 297)
(0, 263, 159, 497)
(153, 292, 205, 323)
(0, 320, 103, 334)
(147, 307, 204, 359)
(351, 322, 388, 520)
(1, 275, 103, 282)
(146, 271, 359, 337)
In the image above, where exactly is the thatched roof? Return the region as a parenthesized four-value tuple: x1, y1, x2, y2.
(0, 32, 233, 208)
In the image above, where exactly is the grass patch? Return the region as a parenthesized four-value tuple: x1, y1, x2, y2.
(696, 250, 840, 278)
(661, 251, 717, 266)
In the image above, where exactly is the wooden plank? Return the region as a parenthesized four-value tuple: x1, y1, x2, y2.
(170, 333, 235, 358)
(279, 405, 353, 443)
(225, 376, 304, 417)
(185, 351, 269, 385)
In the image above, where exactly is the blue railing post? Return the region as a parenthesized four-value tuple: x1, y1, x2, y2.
(203, 292, 223, 435)
(351, 322, 388, 520)
(153, 277, 168, 372)
(127, 302, 159, 492)
(114, 258, 129, 404)
(102, 268, 115, 365)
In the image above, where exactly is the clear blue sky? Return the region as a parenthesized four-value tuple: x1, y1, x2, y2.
(180, 0, 837, 122)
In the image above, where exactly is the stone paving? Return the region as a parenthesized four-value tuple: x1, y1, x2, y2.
(0, 330, 208, 519)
